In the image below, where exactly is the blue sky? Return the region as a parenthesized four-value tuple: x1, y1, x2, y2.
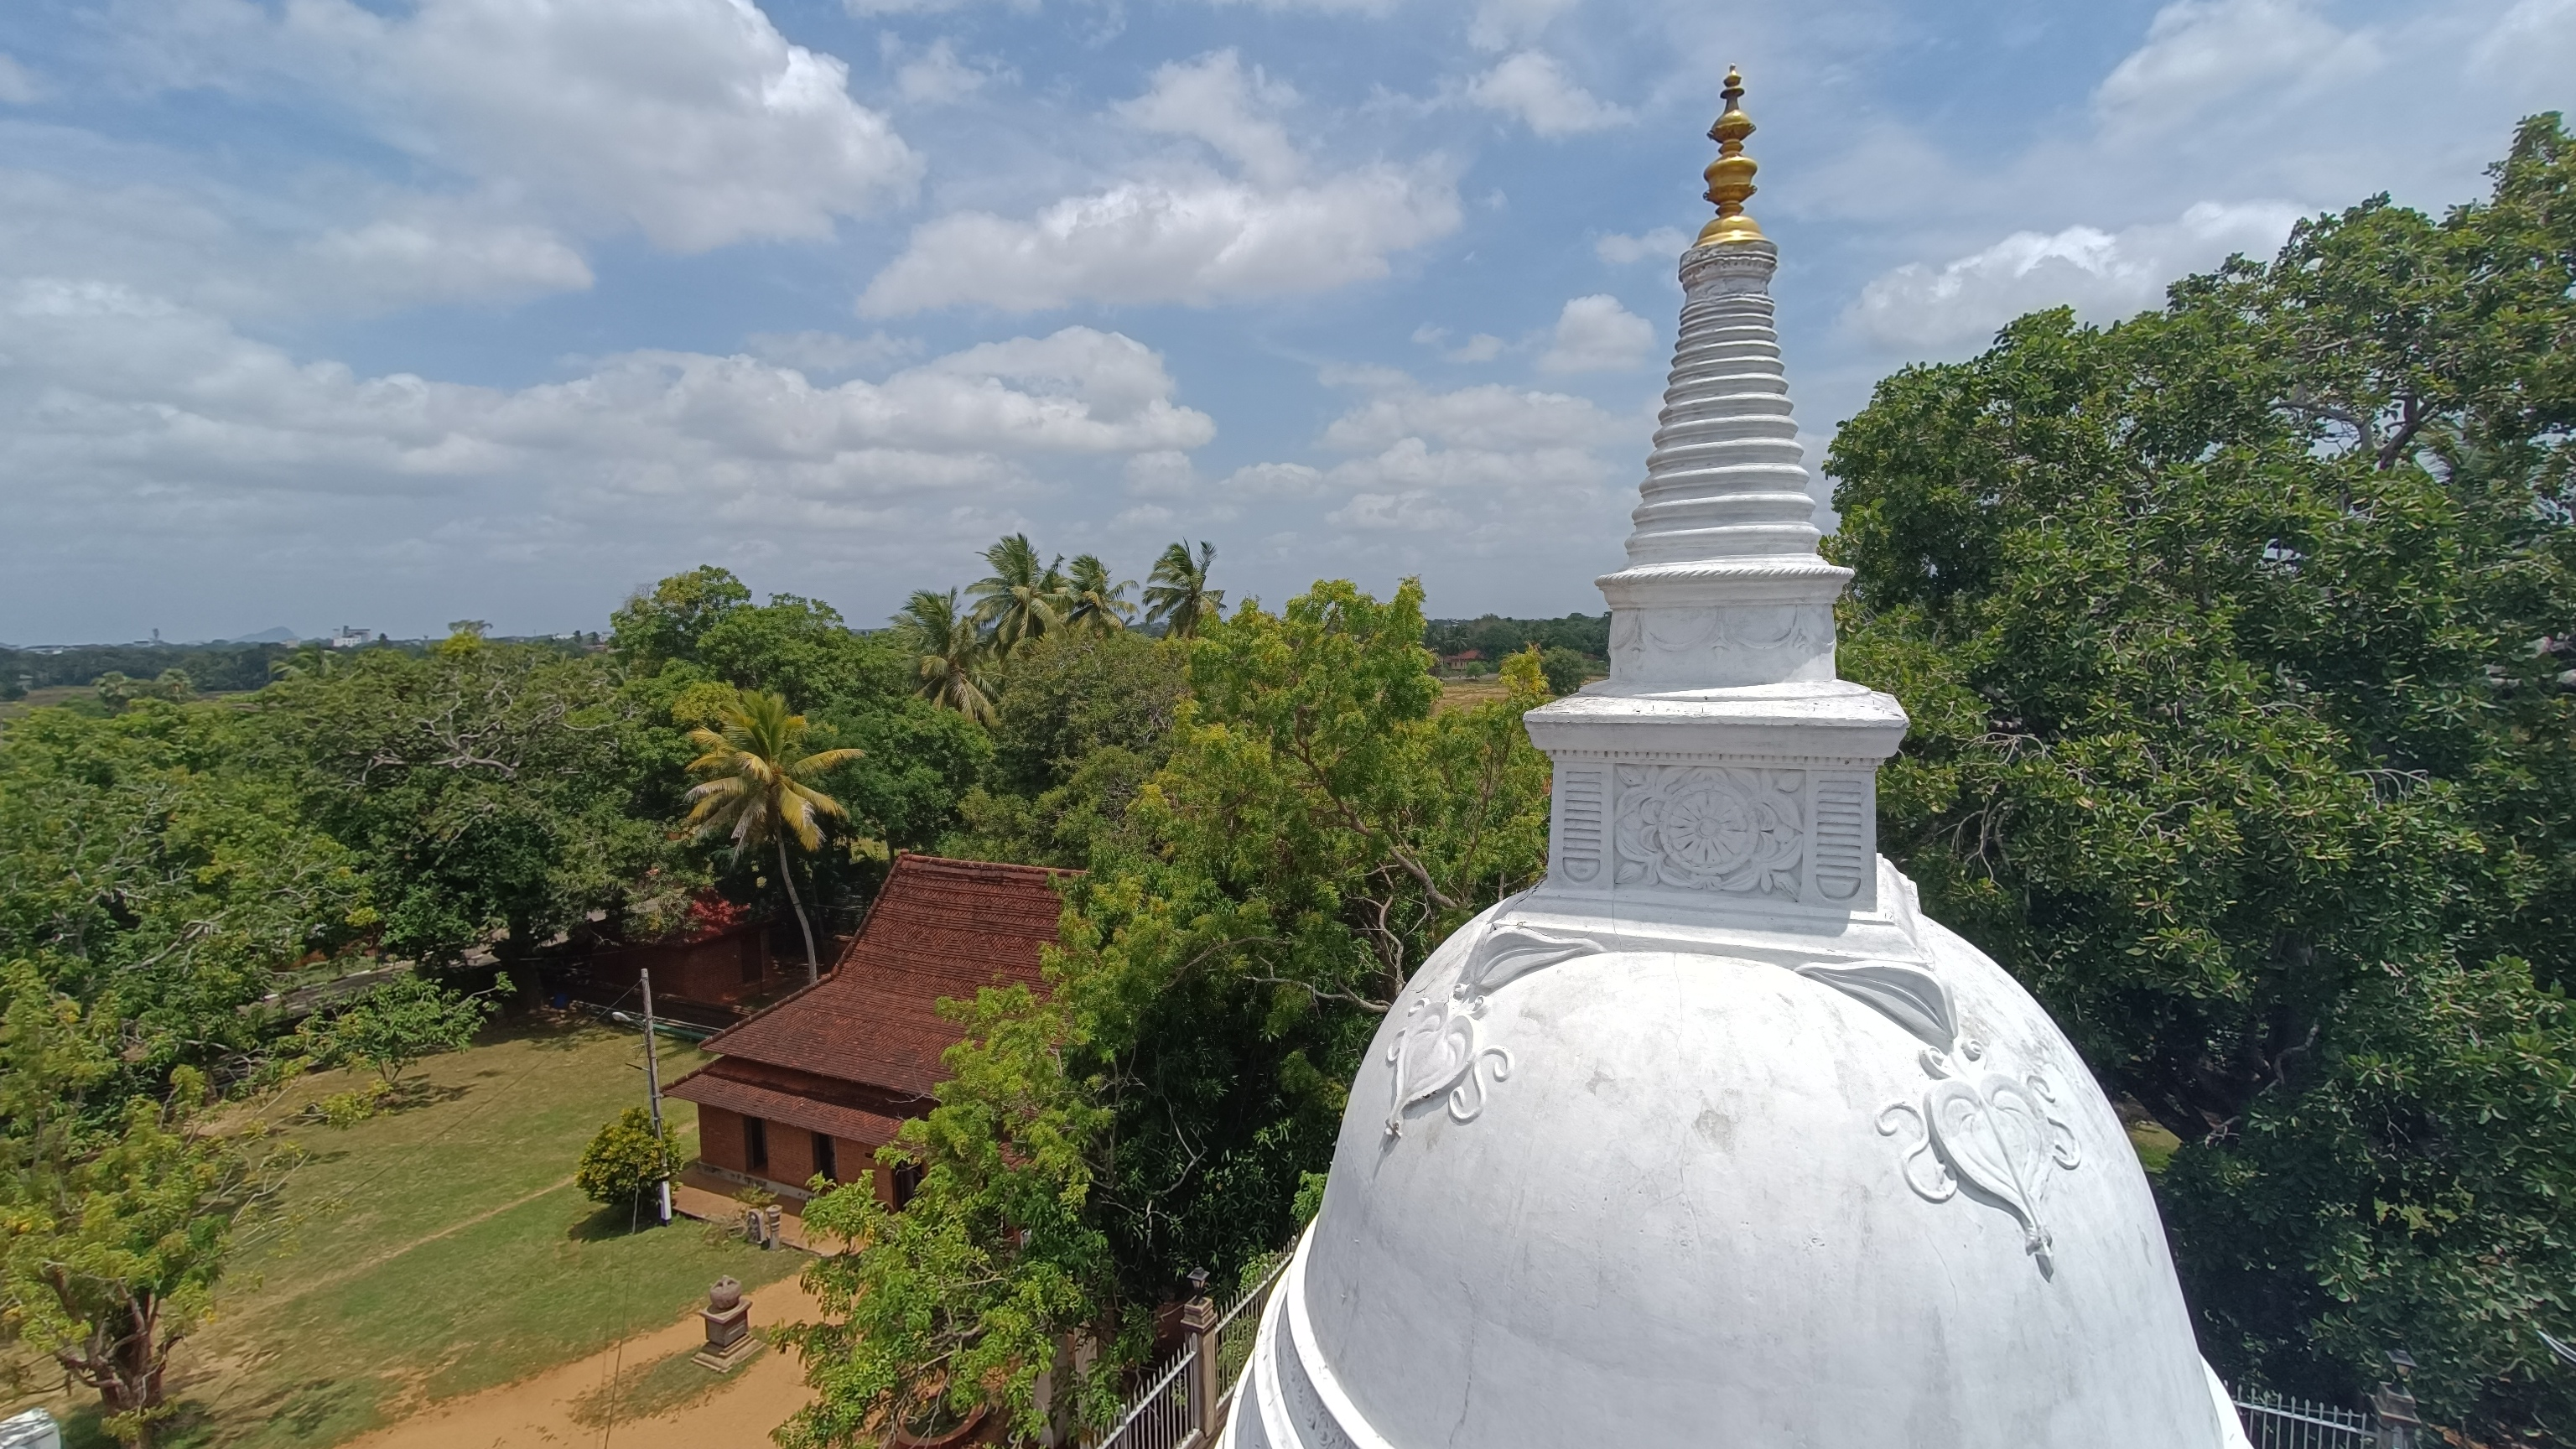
(1, 0, 2568, 643)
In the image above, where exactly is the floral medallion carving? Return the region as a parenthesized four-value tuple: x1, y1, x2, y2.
(1613, 765, 1804, 896)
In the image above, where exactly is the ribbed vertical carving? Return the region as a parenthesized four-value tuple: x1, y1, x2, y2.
(1556, 766, 1605, 883)
(1812, 776, 1867, 902)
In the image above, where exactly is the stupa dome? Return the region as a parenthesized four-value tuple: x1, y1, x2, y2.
(1223, 70, 2251, 1449)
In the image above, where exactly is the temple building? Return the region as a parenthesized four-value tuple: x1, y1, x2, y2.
(1222, 71, 2255, 1449)
(665, 853, 1069, 1211)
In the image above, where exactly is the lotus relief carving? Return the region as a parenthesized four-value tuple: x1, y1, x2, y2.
(1613, 765, 1804, 896)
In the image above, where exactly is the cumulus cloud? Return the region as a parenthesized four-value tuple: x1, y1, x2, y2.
(858, 52, 1458, 314)
(1114, 50, 1305, 186)
(744, 330, 922, 377)
(1212, 372, 1638, 542)
(2094, 0, 2382, 138)
(1411, 325, 1507, 363)
(1842, 200, 2303, 353)
(1539, 293, 1655, 372)
(1594, 227, 1689, 264)
(140, 0, 918, 253)
(1467, 51, 1630, 137)
(0, 281, 1210, 521)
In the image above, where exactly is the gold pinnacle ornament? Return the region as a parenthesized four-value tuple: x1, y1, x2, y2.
(1696, 65, 1763, 247)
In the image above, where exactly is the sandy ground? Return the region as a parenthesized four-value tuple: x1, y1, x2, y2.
(340, 1276, 822, 1449)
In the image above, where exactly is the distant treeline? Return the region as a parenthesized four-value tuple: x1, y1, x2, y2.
(1, 642, 294, 695)
(1421, 612, 1610, 662)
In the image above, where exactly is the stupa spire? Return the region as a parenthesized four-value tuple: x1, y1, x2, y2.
(1596, 65, 1845, 691)
(1697, 65, 1763, 247)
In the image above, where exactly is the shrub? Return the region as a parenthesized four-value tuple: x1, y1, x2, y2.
(576, 1106, 674, 1208)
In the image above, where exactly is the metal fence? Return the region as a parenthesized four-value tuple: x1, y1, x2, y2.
(1086, 1254, 1292, 1449)
(2234, 1389, 2381, 1449)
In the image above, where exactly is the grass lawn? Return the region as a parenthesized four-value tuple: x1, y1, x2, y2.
(34, 1015, 806, 1449)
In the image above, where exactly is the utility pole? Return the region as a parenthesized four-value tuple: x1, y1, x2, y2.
(641, 969, 673, 1226)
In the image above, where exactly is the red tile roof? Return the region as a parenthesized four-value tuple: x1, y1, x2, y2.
(668, 854, 1072, 1104)
(667, 1058, 910, 1145)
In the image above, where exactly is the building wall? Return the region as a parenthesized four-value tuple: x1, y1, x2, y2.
(589, 926, 776, 1008)
(697, 1104, 749, 1176)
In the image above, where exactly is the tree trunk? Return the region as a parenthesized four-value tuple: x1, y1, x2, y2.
(92, 1298, 167, 1448)
(778, 837, 821, 985)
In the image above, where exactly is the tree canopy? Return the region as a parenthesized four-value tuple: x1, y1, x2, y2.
(1827, 114, 2576, 1440)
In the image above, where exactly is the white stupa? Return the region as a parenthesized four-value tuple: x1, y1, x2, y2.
(1223, 70, 2252, 1449)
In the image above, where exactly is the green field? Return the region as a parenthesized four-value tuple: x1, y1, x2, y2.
(19, 1016, 802, 1449)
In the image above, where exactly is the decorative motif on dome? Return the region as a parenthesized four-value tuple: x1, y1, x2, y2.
(1384, 916, 1602, 1138)
(1613, 766, 1804, 896)
(1877, 1040, 2084, 1275)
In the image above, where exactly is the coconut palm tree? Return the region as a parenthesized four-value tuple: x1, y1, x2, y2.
(682, 688, 864, 984)
(968, 533, 1070, 656)
(1062, 553, 1135, 635)
(1143, 540, 1225, 638)
(895, 588, 996, 724)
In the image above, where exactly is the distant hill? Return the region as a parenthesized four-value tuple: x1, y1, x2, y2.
(219, 626, 301, 644)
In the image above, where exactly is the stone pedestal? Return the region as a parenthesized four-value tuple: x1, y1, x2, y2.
(693, 1276, 757, 1371)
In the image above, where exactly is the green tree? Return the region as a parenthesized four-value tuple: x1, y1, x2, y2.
(969, 535, 1070, 657)
(301, 973, 505, 1088)
(258, 641, 674, 974)
(682, 689, 865, 984)
(1535, 646, 1591, 696)
(1141, 541, 1223, 638)
(948, 630, 1187, 868)
(574, 1105, 676, 1210)
(0, 972, 298, 1446)
(779, 580, 1556, 1442)
(609, 565, 754, 672)
(0, 703, 372, 1063)
(1826, 116, 2576, 1440)
(1061, 554, 1135, 635)
(895, 588, 997, 725)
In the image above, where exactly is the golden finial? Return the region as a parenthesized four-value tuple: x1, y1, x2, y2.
(1696, 65, 1763, 247)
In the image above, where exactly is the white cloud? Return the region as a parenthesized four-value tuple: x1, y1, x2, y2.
(858, 56, 1458, 314)
(744, 330, 922, 376)
(1595, 227, 1689, 264)
(0, 282, 1211, 520)
(1467, 52, 1630, 137)
(0, 53, 44, 105)
(892, 38, 1005, 106)
(305, 212, 595, 304)
(1468, 0, 1583, 51)
(2470, 0, 2576, 95)
(1841, 200, 2304, 353)
(1124, 449, 1201, 497)
(1223, 461, 1328, 497)
(1327, 488, 1466, 532)
(2094, 0, 2382, 138)
(147, 0, 919, 253)
(1411, 325, 1508, 362)
(1538, 293, 1654, 373)
(1251, 371, 1638, 542)
(1115, 50, 1305, 187)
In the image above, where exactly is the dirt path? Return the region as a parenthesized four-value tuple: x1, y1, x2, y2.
(340, 1275, 822, 1449)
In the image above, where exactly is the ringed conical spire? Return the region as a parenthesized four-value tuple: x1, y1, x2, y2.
(1592, 65, 1846, 692)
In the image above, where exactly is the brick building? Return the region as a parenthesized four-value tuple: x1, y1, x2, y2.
(665, 854, 1070, 1209)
